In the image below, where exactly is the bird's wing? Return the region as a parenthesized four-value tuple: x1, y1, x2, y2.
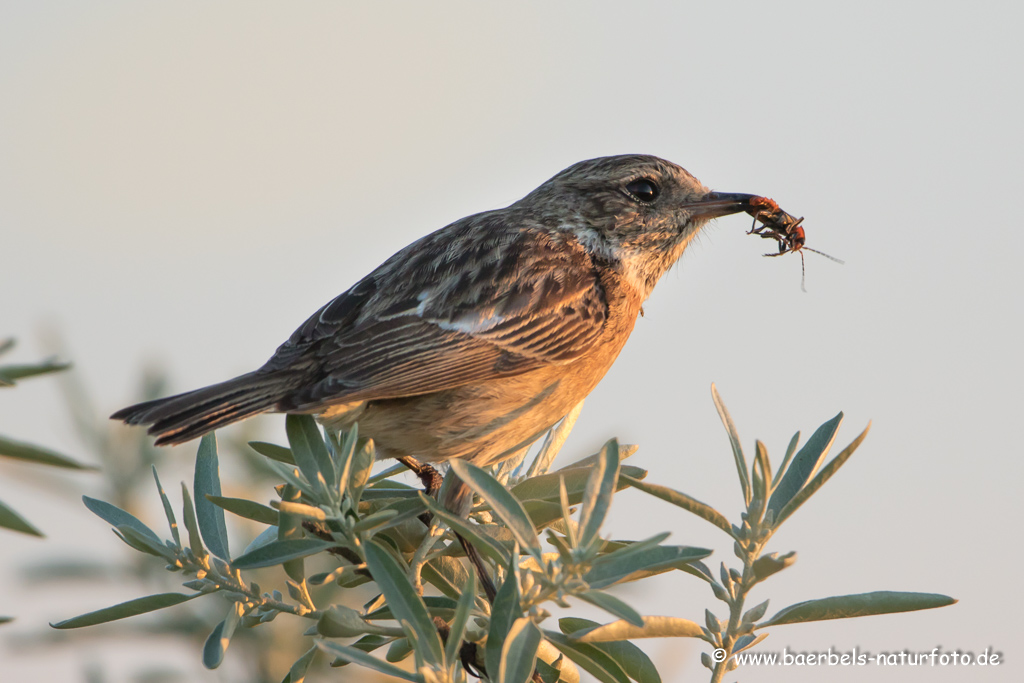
(266, 216, 609, 410)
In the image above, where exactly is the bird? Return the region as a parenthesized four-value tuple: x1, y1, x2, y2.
(113, 154, 759, 464)
(112, 153, 762, 601)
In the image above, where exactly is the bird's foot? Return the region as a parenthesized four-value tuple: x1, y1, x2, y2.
(396, 455, 444, 495)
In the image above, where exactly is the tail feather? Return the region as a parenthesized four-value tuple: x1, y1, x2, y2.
(111, 371, 295, 446)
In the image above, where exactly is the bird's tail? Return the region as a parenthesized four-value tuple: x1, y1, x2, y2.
(111, 371, 296, 446)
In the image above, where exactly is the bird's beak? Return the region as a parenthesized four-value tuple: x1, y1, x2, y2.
(684, 191, 760, 219)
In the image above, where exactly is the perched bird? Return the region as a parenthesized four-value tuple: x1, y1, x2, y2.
(114, 154, 759, 483)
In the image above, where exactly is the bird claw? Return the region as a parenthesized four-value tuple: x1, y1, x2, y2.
(397, 455, 444, 495)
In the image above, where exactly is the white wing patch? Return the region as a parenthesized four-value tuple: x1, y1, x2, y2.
(434, 309, 506, 334)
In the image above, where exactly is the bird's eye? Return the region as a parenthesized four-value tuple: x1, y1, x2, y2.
(625, 178, 660, 203)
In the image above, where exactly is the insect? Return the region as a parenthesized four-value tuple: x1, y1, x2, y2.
(745, 196, 843, 290)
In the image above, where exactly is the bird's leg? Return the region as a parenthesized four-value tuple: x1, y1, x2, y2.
(397, 455, 445, 529)
(440, 470, 499, 603)
(398, 459, 499, 602)
(390, 462, 500, 677)
(458, 534, 498, 603)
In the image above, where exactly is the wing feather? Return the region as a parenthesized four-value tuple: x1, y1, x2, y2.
(266, 212, 608, 411)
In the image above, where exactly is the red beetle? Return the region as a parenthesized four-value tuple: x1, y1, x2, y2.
(744, 196, 842, 290)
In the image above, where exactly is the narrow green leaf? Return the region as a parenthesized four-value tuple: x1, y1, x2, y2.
(569, 615, 703, 642)
(707, 609, 720, 635)
(233, 539, 336, 570)
(206, 495, 278, 526)
(203, 619, 228, 669)
(332, 421, 362, 478)
(445, 570, 477, 667)
(349, 437, 376, 502)
(248, 441, 296, 466)
(0, 358, 70, 384)
(544, 630, 630, 683)
(743, 600, 770, 624)
(282, 645, 318, 683)
(760, 591, 956, 627)
(366, 596, 458, 622)
(734, 632, 769, 654)
(0, 435, 95, 470)
(556, 443, 639, 473)
(533, 656, 561, 683)
(578, 439, 621, 550)
(181, 484, 205, 558)
(354, 497, 427, 533)
(317, 605, 375, 638)
(386, 637, 414, 663)
(513, 469, 588, 503)
(677, 559, 715, 584)
(83, 496, 162, 546)
(526, 400, 585, 478)
(752, 440, 772, 507)
(278, 483, 306, 582)
(328, 635, 392, 668)
(519, 500, 563, 532)
(558, 476, 578, 548)
(51, 593, 201, 629)
(422, 556, 471, 601)
(151, 467, 180, 546)
(364, 540, 445, 668)
(751, 552, 797, 584)
(711, 384, 750, 505)
(774, 431, 801, 485)
(584, 545, 712, 590)
(592, 533, 670, 565)
(620, 475, 733, 536)
(0, 498, 44, 537)
(547, 531, 574, 565)
(451, 460, 543, 560)
(265, 459, 315, 497)
(499, 618, 543, 683)
(241, 525, 279, 558)
(286, 414, 335, 496)
(316, 639, 424, 682)
(487, 552, 523, 678)
(115, 524, 174, 559)
(773, 422, 870, 528)
(577, 591, 643, 628)
(332, 424, 359, 500)
(351, 509, 399, 534)
(368, 462, 410, 485)
(421, 494, 512, 566)
(765, 413, 843, 521)
(560, 618, 661, 683)
(194, 434, 230, 560)
(361, 485, 420, 500)
(511, 465, 647, 505)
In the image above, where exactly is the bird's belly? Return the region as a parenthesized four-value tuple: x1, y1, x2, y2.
(395, 367, 590, 464)
(318, 357, 610, 466)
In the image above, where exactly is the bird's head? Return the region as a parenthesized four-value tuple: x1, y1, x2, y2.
(518, 154, 758, 296)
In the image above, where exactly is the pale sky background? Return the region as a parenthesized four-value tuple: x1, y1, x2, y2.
(2, 2, 1022, 682)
